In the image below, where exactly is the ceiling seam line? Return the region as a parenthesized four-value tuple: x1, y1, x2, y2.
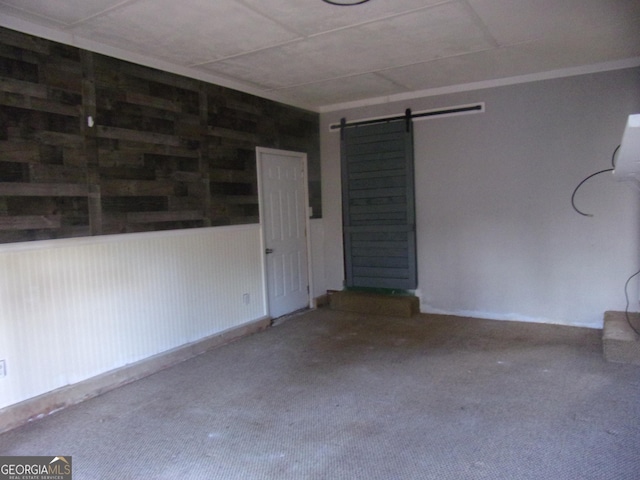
(263, 46, 503, 92)
(187, 37, 304, 68)
(186, 0, 457, 68)
(232, 0, 308, 37)
(62, 0, 142, 30)
(304, 0, 456, 39)
(265, 31, 622, 95)
(459, 0, 500, 48)
(0, 4, 68, 28)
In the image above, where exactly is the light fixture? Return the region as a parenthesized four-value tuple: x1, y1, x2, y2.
(322, 0, 371, 5)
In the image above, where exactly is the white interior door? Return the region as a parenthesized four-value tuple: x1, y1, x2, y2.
(257, 148, 310, 319)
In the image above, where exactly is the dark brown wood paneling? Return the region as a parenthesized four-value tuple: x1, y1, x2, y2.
(0, 27, 320, 243)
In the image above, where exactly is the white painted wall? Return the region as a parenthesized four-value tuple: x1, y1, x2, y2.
(321, 67, 640, 328)
(0, 225, 266, 410)
(309, 218, 326, 302)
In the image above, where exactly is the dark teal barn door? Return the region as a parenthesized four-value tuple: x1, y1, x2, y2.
(341, 118, 417, 290)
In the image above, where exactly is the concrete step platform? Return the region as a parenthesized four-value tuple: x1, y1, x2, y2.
(329, 290, 419, 318)
(603, 311, 640, 366)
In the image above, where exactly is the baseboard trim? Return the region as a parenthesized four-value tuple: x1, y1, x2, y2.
(0, 316, 271, 435)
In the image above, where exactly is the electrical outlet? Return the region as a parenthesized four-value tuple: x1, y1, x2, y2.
(243, 293, 250, 305)
(0, 359, 6, 378)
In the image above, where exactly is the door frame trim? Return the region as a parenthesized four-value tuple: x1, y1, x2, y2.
(256, 147, 313, 318)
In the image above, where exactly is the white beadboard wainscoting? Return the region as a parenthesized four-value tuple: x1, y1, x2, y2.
(0, 225, 267, 416)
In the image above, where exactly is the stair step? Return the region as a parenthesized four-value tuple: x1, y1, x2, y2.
(603, 311, 640, 366)
(329, 291, 419, 318)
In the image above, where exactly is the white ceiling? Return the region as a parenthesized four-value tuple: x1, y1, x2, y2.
(1, 0, 639, 111)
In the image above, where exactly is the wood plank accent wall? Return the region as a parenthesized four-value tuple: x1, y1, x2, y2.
(0, 27, 320, 244)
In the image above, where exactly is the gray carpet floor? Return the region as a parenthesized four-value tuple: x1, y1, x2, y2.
(1, 309, 639, 479)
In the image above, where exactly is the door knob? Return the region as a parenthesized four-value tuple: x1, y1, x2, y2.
(265, 248, 274, 254)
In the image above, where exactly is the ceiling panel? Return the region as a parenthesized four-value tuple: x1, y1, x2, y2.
(270, 72, 409, 107)
(379, 49, 552, 92)
(0, 0, 638, 109)
(66, 0, 300, 66)
(241, 0, 444, 36)
(0, 0, 124, 25)
(468, 0, 640, 46)
(196, 43, 349, 90)
(199, 2, 493, 89)
(381, 19, 640, 92)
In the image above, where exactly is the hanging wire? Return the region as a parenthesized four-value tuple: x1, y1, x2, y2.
(610, 144, 620, 168)
(570, 144, 640, 334)
(570, 168, 614, 216)
(570, 144, 621, 217)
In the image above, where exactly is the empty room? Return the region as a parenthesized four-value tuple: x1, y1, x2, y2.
(0, 1, 639, 479)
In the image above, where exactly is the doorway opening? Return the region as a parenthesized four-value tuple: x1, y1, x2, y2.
(256, 147, 312, 319)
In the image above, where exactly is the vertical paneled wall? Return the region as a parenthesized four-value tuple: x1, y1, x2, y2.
(0, 225, 265, 410)
(0, 27, 320, 244)
(0, 31, 88, 241)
